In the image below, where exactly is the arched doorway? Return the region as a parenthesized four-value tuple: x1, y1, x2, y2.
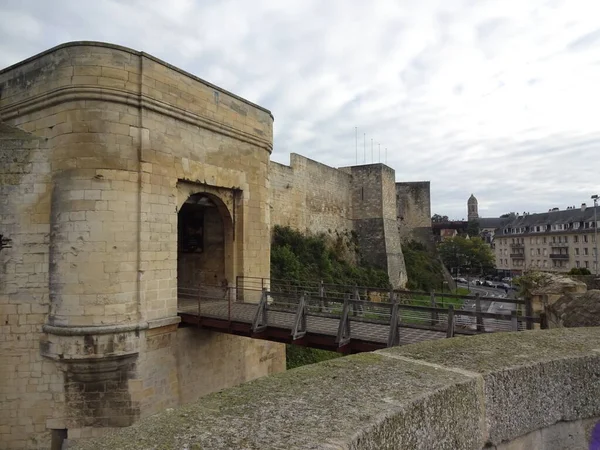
(177, 193, 233, 292)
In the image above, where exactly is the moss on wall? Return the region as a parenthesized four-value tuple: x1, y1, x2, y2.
(402, 240, 446, 292)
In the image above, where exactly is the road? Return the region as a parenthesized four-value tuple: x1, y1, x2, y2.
(457, 282, 518, 315)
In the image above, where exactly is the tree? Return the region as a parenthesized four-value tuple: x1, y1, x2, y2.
(432, 213, 449, 223)
(466, 219, 480, 237)
(500, 212, 517, 219)
(568, 267, 592, 276)
(437, 236, 495, 276)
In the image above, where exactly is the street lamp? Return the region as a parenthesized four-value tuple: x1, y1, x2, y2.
(592, 194, 599, 276)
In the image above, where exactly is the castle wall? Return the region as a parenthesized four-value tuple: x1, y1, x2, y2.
(350, 164, 407, 288)
(270, 154, 353, 234)
(396, 181, 432, 246)
(0, 42, 285, 449)
(270, 157, 412, 289)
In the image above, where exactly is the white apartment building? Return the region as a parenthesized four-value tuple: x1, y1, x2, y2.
(495, 204, 599, 275)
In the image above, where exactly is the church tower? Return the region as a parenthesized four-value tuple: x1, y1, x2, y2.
(467, 194, 479, 221)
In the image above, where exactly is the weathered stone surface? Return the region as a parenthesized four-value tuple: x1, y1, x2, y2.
(546, 289, 600, 328)
(494, 417, 599, 450)
(270, 155, 416, 288)
(73, 353, 484, 450)
(0, 41, 284, 449)
(72, 328, 600, 450)
(381, 328, 600, 445)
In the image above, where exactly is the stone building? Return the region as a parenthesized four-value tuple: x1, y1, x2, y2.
(467, 193, 478, 221)
(495, 204, 599, 276)
(0, 42, 434, 449)
(0, 42, 286, 449)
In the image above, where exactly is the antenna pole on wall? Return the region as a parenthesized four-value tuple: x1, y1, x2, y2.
(355, 127, 358, 165)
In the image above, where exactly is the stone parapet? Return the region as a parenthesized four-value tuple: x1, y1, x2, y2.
(72, 327, 600, 449)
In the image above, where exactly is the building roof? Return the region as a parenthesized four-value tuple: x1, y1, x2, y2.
(500, 206, 598, 234)
(479, 217, 509, 229)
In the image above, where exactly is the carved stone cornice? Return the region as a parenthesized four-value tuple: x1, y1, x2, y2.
(0, 84, 273, 152)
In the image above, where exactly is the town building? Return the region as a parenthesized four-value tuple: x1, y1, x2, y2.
(495, 204, 599, 276)
(431, 195, 508, 245)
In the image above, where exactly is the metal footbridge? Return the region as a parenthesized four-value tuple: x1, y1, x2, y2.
(177, 277, 540, 353)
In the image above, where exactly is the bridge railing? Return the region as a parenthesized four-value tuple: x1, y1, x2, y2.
(235, 276, 535, 330)
(178, 279, 541, 348)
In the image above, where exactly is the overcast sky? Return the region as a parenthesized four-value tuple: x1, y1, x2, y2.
(1, 0, 599, 219)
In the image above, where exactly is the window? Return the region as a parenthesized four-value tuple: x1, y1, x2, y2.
(564, 236, 568, 243)
(574, 235, 578, 243)
(574, 222, 580, 229)
(552, 236, 556, 243)
(536, 237, 540, 244)
(543, 248, 547, 256)
(530, 249, 534, 256)
(537, 248, 541, 255)
(576, 261, 580, 268)
(530, 237, 533, 244)
(584, 235, 588, 243)
(584, 248, 589, 256)
(585, 261, 589, 268)
(543, 237, 547, 244)
(543, 260, 548, 268)
(576, 248, 580, 255)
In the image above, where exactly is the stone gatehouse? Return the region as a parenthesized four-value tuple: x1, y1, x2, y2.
(0, 42, 285, 449)
(0, 41, 433, 449)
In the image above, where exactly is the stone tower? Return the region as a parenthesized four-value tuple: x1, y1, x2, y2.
(467, 194, 479, 221)
(0, 41, 285, 449)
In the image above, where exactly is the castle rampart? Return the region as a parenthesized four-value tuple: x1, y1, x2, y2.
(72, 327, 600, 450)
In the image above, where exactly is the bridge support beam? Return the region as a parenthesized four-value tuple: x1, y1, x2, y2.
(252, 290, 268, 333)
(291, 294, 308, 341)
(336, 296, 351, 348)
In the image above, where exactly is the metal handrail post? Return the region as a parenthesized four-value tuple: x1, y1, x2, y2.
(446, 305, 455, 338)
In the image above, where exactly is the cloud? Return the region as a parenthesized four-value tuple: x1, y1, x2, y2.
(1, 0, 600, 220)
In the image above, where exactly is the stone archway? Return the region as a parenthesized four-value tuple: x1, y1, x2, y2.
(177, 192, 234, 291)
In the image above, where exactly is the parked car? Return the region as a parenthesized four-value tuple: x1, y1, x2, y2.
(471, 279, 481, 286)
(482, 280, 495, 288)
(457, 277, 468, 284)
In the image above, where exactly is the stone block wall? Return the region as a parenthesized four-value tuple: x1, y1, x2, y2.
(72, 327, 600, 450)
(270, 157, 412, 288)
(350, 164, 407, 288)
(270, 154, 353, 234)
(0, 41, 285, 449)
(396, 181, 432, 246)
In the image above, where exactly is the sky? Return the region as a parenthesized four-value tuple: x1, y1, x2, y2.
(1, 0, 599, 220)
